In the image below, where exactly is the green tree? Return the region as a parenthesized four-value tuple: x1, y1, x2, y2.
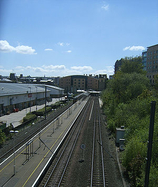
(101, 56, 158, 186)
(154, 74, 158, 94)
(106, 72, 149, 104)
(0, 129, 6, 147)
(120, 56, 145, 74)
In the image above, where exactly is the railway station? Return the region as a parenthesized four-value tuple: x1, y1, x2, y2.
(0, 96, 88, 187)
(0, 94, 124, 187)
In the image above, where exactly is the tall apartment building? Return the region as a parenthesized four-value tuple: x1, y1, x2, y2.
(115, 59, 123, 73)
(142, 51, 147, 71)
(143, 44, 158, 84)
(10, 73, 16, 80)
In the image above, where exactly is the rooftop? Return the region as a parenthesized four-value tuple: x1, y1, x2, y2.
(0, 83, 45, 97)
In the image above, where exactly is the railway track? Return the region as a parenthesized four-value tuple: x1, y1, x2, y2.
(90, 97, 108, 187)
(38, 96, 108, 187)
(38, 96, 91, 186)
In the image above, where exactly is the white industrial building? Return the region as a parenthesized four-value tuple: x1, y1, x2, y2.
(0, 83, 64, 116)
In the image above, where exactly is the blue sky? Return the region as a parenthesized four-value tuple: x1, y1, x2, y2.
(0, 0, 158, 78)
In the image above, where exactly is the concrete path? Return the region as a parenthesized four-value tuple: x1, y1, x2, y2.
(0, 98, 63, 128)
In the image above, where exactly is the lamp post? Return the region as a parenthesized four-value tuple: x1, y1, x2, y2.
(10, 130, 19, 176)
(28, 87, 31, 113)
(45, 86, 46, 120)
(36, 86, 37, 111)
(25, 91, 28, 115)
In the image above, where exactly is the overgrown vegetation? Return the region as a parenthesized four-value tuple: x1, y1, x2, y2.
(101, 56, 158, 186)
(0, 129, 6, 147)
(34, 106, 52, 116)
(23, 112, 37, 122)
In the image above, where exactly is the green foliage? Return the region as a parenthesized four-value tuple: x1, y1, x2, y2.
(106, 118, 116, 132)
(0, 129, 6, 147)
(154, 74, 158, 93)
(101, 57, 158, 186)
(51, 101, 61, 109)
(108, 72, 149, 104)
(148, 164, 158, 187)
(23, 112, 36, 122)
(37, 106, 52, 113)
(120, 56, 145, 74)
(0, 123, 6, 130)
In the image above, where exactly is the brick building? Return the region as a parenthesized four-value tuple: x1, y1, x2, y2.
(59, 74, 107, 93)
(145, 44, 158, 84)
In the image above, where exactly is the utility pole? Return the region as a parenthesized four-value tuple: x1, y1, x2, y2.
(144, 101, 156, 187)
(45, 86, 46, 120)
(28, 87, 31, 113)
(10, 130, 19, 176)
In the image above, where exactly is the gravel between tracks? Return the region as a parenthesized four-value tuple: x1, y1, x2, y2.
(63, 106, 128, 187)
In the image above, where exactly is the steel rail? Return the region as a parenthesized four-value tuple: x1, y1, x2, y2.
(57, 102, 90, 187)
(90, 97, 106, 187)
(90, 118, 96, 187)
(98, 101, 106, 187)
(41, 97, 91, 187)
(42, 103, 87, 187)
(33, 97, 89, 187)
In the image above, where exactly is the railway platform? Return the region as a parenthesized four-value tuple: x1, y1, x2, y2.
(0, 97, 88, 187)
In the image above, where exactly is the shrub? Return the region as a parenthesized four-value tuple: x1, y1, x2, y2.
(0, 129, 6, 147)
(23, 113, 36, 122)
(122, 138, 146, 186)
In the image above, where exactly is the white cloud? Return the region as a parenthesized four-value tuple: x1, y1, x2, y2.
(123, 45, 145, 51)
(15, 45, 36, 54)
(17, 65, 64, 74)
(58, 42, 64, 46)
(58, 42, 71, 47)
(0, 40, 15, 52)
(45, 48, 53, 51)
(66, 50, 72, 53)
(94, 66, 114, 77)
(0, 40, 37, 54)
(101, 4, 109, 11)
(71, 66, 93, 71)
(123, 46, 131, 51)
(42, 65, 66, 70)
(0, 64, 114, 78)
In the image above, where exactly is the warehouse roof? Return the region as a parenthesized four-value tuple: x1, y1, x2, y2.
(45, 85, 64, 91)
(0, 83, 64, 97)
(0, 83, 46, 97)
